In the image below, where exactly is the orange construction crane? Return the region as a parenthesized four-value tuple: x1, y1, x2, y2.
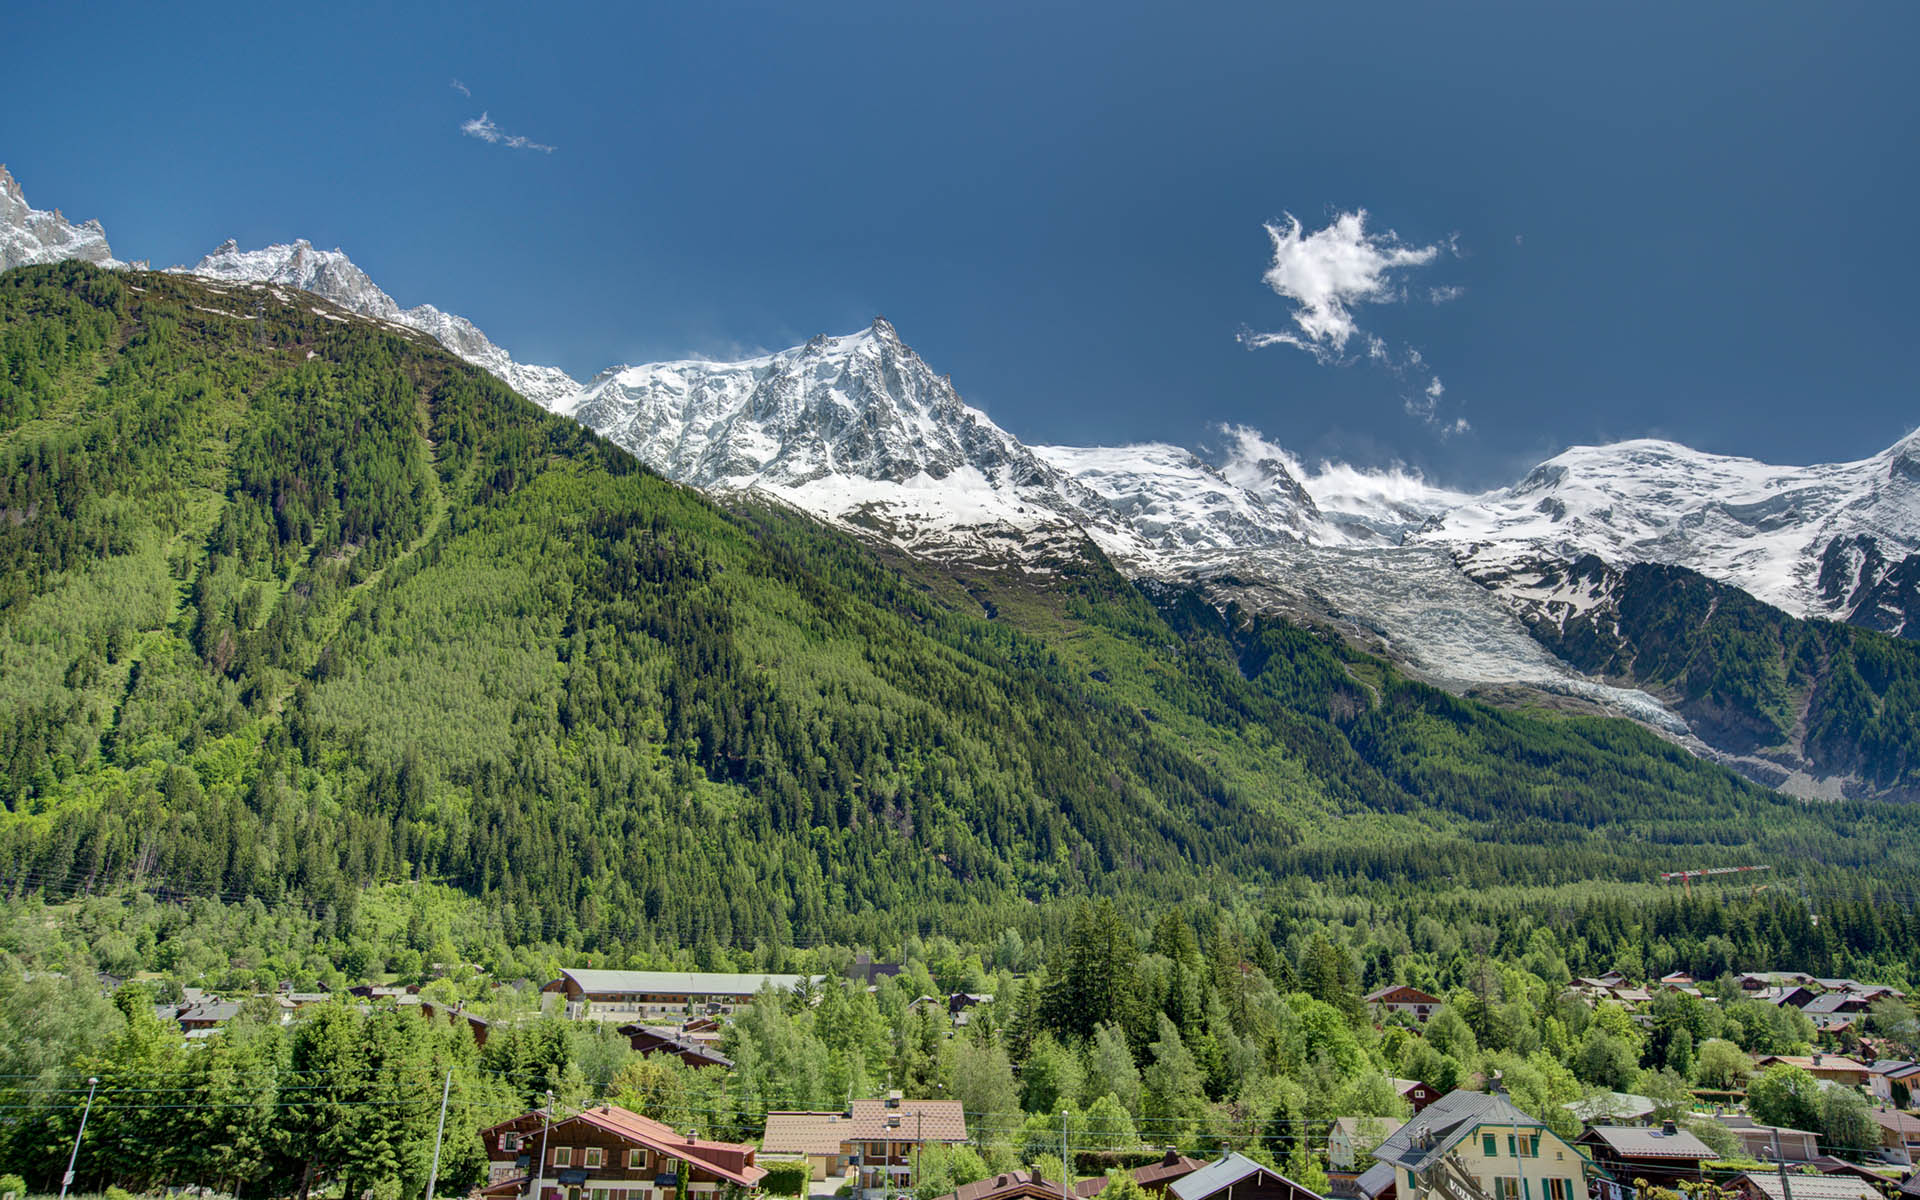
(1660, 864, 1769, 896)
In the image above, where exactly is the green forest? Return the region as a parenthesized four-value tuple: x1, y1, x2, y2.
(1521, 556, 1920, 794)
(3, 260, 1920, 965)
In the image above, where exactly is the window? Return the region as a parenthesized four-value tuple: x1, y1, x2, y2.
(1495, 1179, 1522, 1200)
(1547, 1180, 1574, 1200)
(630, 1150, 647, 1170)
(586, 1148, 604, 1168)
(555, 1148, 572, 1167)
(593, 1189, 612, 1200)
(1484, 1134, 1499, 1156)
(505, 1134, 522, 1152)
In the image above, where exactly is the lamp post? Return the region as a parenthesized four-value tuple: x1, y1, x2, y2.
(59, 1077, 99, 1200)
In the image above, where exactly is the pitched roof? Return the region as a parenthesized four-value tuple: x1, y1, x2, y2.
(1738, 1175, 1883, 1200)
(927, 1170, 1106, 1200)
(564, 1105, 766, 1187)
(1578, 1126, 1715, 1160)
(1373, 1091, 1549, 1174)
(620, 1024, 734, 1067)
(1872, 1109, 1920, 1137)
(1367, 986, 1441, 1005)
(555, 968, 816, 997)
(1333, 1117, 1407, 1145)
(844, 1098, 967, 1143)
(1171, 1154, 1321, 1200)
(760, 1111, 852, 1156)
(1132, 1154, 1208, 1189)
(1757, 1055, 1872, 1075)
(1803, 994, 1865, 1015)
(1354, 1162, 1396, 1200)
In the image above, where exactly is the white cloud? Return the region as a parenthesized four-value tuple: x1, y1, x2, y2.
(461, 111, 555, 153)
(450, 78, 471, 98)
(1241, 210, 1439, 362)
(1403, 375, 1469, 436)
(1242, 208, 1466, 435)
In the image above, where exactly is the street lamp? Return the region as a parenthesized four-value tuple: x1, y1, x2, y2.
(59, 1077, 99, 1200)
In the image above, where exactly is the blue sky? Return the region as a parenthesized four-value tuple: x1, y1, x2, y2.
(6, 0, 1916, 487)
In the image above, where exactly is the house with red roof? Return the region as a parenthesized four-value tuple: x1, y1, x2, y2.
(480, 1104, 766, 1200)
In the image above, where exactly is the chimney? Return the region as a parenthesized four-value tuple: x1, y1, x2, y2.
(1661, 1121, 1677, 1136)
(887, 1091, 902, 1108)
(1813, 1053, 1823, 1066)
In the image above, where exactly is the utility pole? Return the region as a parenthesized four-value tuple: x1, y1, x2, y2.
(1771, 1128, 1794, 1200)
(1060, 1109, 1071, 1200)
(534, 1089, 555, 1200)
(425, 1067, 454, 1200)
(59, 1077, 100, 1200)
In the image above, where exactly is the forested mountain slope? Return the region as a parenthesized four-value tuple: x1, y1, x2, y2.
(2, 262, 1916, 955)
(1467, 554, 1920, 798)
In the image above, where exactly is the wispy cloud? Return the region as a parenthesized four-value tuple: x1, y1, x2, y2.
(450, 78, 471, 98)
(1241, 208, 1464, 434)
(461, 111, 555, 153)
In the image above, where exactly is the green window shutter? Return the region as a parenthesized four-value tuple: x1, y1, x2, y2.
(1485, 1134, 1498, 1156)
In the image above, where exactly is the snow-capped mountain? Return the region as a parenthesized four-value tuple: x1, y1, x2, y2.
(570, 319, 1117, 565)
(1417, 433, 1920, 633)
(0, 165, 121, 271)
(9, 163, 1920, 785)
(176, 239, 582, 411)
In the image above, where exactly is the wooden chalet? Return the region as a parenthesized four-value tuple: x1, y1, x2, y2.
(617, 1025, 733, 1070)
(1575, 1125, 1715, 1190)
(1169, 1153, 1326, 1200)
(480, 1104, 766, 1200)
(1366, 987, 1443, 1025)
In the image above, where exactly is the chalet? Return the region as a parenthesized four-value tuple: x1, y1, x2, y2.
(1366, 987, 1443, 1025)
(617, 1025, 733, 1070)
(1331, 1118, 1408, 1171)
(1660, 972, 1696, 987)
(1902, 1170, 1920, 1200)
(1742, 973, 1816, 991)
(1373, 1090, 1591, 1200)
(759, 1112, 852, 1181)
(1733, 1175, 1883, 1200)
(925, 1171, 1104, 1200)
(1131, 1154, 1210, 1194)
(479, 1103, 765, 1200)
(1805, 995, 1873, 1018)
(1169, 1153, 1326, 1200)
(542, 970, 820, 1022)
(177, 999, 242, 1032)
(1760, 988, 1820, 1010)
(1870, 1062, 1920, 1105)
(1755, 1055, 1875, 1088)
(1575, 1125, 1715, 1190)
(418, 998, 492, 1046)
(841, 1094, 967, 1200)
(1716, 1118, 1821, 1163)
(1394, 1080, 1442, 1114)
(1871, 1109, 1920, 1166)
